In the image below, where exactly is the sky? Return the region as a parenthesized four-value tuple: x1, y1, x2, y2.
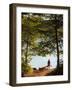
(29, 55, 57, 69)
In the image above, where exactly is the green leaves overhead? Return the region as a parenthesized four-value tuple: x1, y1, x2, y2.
(21, 13, 63, 63)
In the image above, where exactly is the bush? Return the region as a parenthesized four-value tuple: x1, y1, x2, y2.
(22, 63, 33, 74)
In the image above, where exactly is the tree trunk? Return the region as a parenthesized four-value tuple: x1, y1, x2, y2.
(25, 15, 30, 65)
(55, 15, 60, 74)
(25, 39, 29, 65)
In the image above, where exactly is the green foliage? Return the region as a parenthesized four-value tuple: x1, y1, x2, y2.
(22, 57, 33, 74)
(21, 13, 63, 71)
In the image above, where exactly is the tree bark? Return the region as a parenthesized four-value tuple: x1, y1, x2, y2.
(55, 15, 60, 74)
(25, 15, 30, 65)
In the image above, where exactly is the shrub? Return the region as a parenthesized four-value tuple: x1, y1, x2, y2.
(22, 63, 33, 74)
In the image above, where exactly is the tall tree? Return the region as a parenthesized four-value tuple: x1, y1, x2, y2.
(34, 14, 63, 73)
(21, 13, 43, 65)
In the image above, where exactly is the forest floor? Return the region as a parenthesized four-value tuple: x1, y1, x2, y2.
(22, 65, 63, 77)
(23, 68, 55, 77)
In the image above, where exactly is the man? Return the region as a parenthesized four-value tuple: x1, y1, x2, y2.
(48, 59, 50, 67)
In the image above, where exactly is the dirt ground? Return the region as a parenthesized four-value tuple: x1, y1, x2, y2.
(23, 68, 54, 77)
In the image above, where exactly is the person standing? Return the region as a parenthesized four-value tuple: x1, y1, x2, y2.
(48, 59, 50, 67)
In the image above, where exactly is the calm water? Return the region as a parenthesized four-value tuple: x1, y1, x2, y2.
(29, 55, 57, 69)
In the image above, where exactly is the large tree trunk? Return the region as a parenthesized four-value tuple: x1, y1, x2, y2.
(25, 39, 29, 65)
(25, 15, 30, 65)
(55, 15, 60, 74)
